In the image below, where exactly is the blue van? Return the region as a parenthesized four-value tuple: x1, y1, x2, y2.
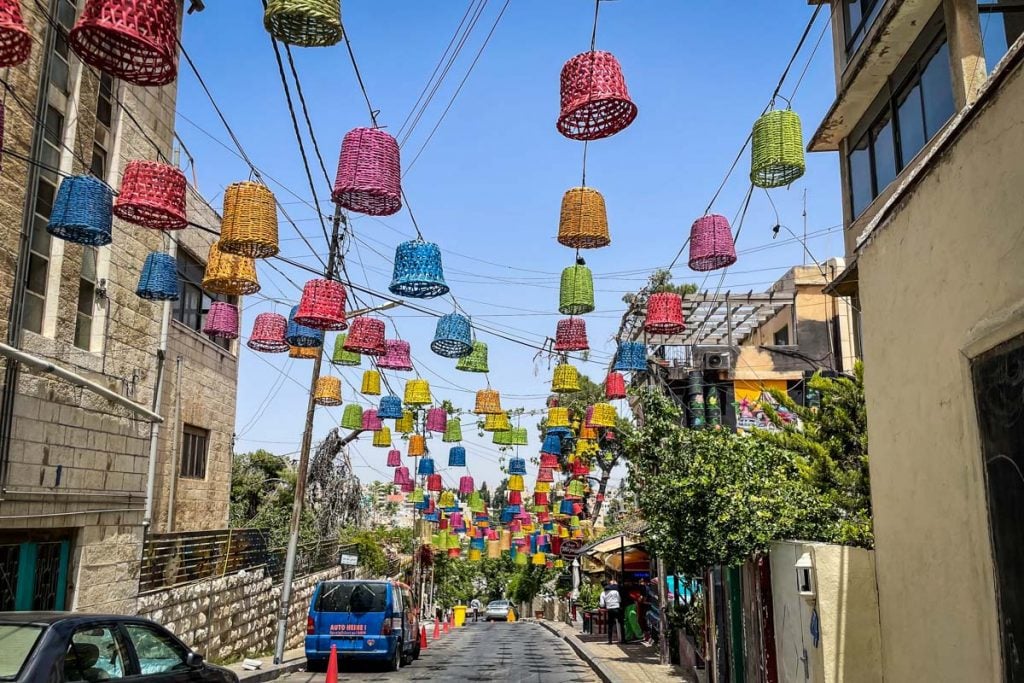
(306, 580, 420, 671)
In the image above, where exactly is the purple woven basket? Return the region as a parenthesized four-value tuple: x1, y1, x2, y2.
(689, 214, 737, 272)
(331, 127, 401, 216)
(203, 301, 239, 340)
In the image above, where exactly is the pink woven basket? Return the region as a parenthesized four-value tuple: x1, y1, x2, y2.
(378, 339, 413, 371)
(557, 51, 637, 141)
(294, 278, 347, 331)
(247, 312, 289, 353)
(203, 301, 239, 340)
(426, 407, 447, 433)
(332, 127, 401, 216)
(68, 0, 179, 86)
(0, 0, 31, 68)
(114, 160, 187, 230)
(553, 317, 589, 352)
(689, 214, 737, 272)
(644, 292, 685, 335)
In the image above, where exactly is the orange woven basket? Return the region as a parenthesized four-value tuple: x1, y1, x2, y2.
(474, 389, 502, 415)
(220, 181, 279, 259)
(289, 345, 317, 359)
(314, 376, 342, 406)
(202, 241, 260, 296)
(558, 187, 610, 249)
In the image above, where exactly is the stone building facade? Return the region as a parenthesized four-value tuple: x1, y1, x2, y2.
(0, 0, 238, 614)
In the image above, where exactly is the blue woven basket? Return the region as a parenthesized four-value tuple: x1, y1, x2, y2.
(136, 252, 179, 301)
(546, 426, 573, 439)
(613, 340, 647, 372)
(541, 434, 562, 455)
(448, 446, 466, 467)
(378, 395, 403, 419)
(389, 240, 450, 299)
(559, 499, 575, 515)
(430, 313, 473, 358)
(509, 456, 527, 475)
(418, 456, 436, 476)
(286, 305, 324, 348)
(47, 175, 114, 246)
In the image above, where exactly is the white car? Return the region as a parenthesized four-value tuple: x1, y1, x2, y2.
(484, 600, 513, 621)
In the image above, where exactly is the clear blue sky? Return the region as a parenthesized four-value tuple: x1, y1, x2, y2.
(175, 1, 843, 491)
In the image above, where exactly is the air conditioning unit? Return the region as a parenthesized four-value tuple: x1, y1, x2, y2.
(698, 350, 732, 371)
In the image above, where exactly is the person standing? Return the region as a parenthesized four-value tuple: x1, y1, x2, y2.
(599, 580, 624, 644)
(470, 597, 482, 623)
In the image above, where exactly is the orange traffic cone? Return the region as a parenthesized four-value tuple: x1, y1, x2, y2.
(443, 617, 450, 634)
(326, 644, 338, 683)
(420, 625, 428, 650)
(432, 619, 440, 640)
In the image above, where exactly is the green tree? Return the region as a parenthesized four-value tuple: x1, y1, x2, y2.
(230, 450, 316, 547)
(507, 564, 557, 605)
(478, 554, 515, 601)
(432, 552, 478, 606)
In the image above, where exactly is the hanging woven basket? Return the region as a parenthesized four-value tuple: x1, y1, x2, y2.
(474, 389, 502, 415)
(483, 412, 511, 433)
(426, 474, 442, 492)
(404, 379, 432, 406)
(47, 175, 114, 246)
(332, 127, 401, 216)
(541, 434, 561, 456)
(286, 306, 324, 348)
(553, 317, 589, 352)
(537, 467, 554, 483)
(417, 455, 435, 476)
(360, 370, 381, 395)
(558, 187, 610, 249)
(409, 434, 427, 457)
(605, 371, 626, 400)
(389, 240, 449, 299)
(396, 468, 412, 486)
(613, 340, 647, 372)
(552, 363, 581, 393)
(386, 448, 402, 467)
(426, 407, 447, 433)
(219, 181, 279, 259)
(0, 0, 31, 67)
(378, 395, 403, 420)
(579, 423, 598, 441)
(202, 241, 260, 296)
(344, 317, 386, 355)
(547, 407, 570, 428)
(264, 0, 343, 47)
(644, 292, 685, 335)
(559, 263, 594, 315)
(446, 447, 466, 469)
(459, 473, 473, 493)
(509, 457, 527, 475)
(590, 403, 617, 427)
(247, 312, 289, 353)
(395, 410, 414, 434)
(295, 278, 347, 330)
(430, 313, 472, 358)
(378, 339, 413, 371)
(341, 404, 363, 430)
(442, 419, 463, 443)
(456, 341, 488, 372)
(114, 160, 187, 230)
(332, 334, 362, 366)
(557, 50, 637, 141)
(69, 0, 179, 86)
(507, 475, 524, 493)
(289, 345, 317, 359)
(751, 108, 806, 189)
(314, 376, 342, 406)
(373, 426, 392, 448)
(689, 214, 737, 272)
(203, 301, 239, 340)
(136, 252, 178, 301)
(362, 408, 382, 431)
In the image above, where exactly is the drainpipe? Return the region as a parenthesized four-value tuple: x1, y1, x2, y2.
(165, 356, 183, 531)
(142, 298, 172, 532)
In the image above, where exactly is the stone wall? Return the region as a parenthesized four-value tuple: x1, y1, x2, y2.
(137, 565, 351, 662)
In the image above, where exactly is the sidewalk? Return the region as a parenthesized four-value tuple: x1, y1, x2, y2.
(537, 620, 697, 683)
(227, 648, 307, 683)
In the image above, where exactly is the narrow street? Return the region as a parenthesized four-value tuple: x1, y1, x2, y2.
(279, 622, 598, 682)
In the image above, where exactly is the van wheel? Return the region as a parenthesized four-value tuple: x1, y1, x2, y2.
(389, 644, 401, 672)
(401, 643, 413, 666)
(412, 640, 421, 660)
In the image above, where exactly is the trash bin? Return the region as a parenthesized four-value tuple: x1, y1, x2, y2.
(453, 604, 467, 627)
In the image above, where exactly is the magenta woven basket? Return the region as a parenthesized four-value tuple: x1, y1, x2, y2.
(426, 407, 447, 433)
(294, 278, 347, 330)
(378, 339, 413, 371)
(557, 50, 637, 141)
(387, 449, 402, 467)
(68, 0, 179, 87)
(553, 317, 589, 352)
(203, 301, 239, 340)
(332, 127, 401, 216)
(689, 214, 737, 272)
(644, 292, 685, 335)
(362, 408, 383, 431)
(0, 0, 31, 68)
(247, 312, 289, 353)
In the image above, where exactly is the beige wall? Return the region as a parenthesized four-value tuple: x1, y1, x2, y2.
(854, 44, 1024, 682)
(770, 542, 825, 683)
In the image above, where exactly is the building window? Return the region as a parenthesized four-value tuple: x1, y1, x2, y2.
(23, 107, 64, 334)
(845, 30, 955, 219)
(96, 72, 113, 128)
(180, 425, 209, 480)
(172, 249, 236, 351)
(73, 248, 96, 350)
(844, 0, 884, 57)
(971, 333, 1024, 681)
(49, 0, 77, 95)
(773, 325, 790, 346)
(979, 1, 1024, 69)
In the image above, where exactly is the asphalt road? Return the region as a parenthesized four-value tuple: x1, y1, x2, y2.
(278, 621, 599, 682)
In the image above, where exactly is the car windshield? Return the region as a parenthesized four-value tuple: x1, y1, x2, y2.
(0, 624, 44, 680)
(487, 601, 508, 608)
(315, 582, 388, 613)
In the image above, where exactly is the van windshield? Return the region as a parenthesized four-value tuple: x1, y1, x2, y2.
(315, 582, 388, 613)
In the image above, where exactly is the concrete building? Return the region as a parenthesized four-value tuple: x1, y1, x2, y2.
(0, 0, 239, 614)
(813, 0, 1024, 679)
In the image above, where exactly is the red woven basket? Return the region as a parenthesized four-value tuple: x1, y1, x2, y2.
(294, 278, 347, 331)
(343, 316, 386, 355)
(69, 0, 179, 87)
(332, 127, 401, 216)
(605, 371, 626, 400)
(644, 292, 685, 335)
(0, 0, 31, 68)
(247, 312, 289, 353)
(557, 51, 637, 141)
(114, 160, 187, 230)
(553, 317, 589, 352)
(689, 214, 737, 272)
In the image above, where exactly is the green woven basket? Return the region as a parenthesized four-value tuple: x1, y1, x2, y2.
(264, 0, 343, 47)
(340, 404, 363, 430)
(456, 341, 488, 372)
(750, 109, 805, 189)
(559, 264, 595, 315)
(332, 334, 361, 366)
(442, 419, 463, 443)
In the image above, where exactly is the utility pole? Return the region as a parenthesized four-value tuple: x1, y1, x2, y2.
(273, 207, 343, 664)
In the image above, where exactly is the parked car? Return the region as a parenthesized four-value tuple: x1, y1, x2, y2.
(484, 600, 514, 622)
(0, 612, 238, 683)
(305, 579, 420, 672)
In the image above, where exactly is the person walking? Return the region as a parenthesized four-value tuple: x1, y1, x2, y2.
(470, 597, 482, 623)
(599, 580, 624, 644)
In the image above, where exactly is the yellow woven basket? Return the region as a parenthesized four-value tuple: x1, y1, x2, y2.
(314, 376, 342, 406)
(372, 426, 392, 447)
(558, 187, 610, 249)
(202, 241, 260, 296)
(404, 379, 432, 406)
(361, 370, 381, 395)
(220, 181, 279, 259)
(551, 363, 581, 393)
(547, 407, 570, 428)
(289, 345, 317, 359)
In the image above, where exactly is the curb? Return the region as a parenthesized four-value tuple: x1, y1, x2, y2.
(235, 658, 306, 683)
(537, 620, 623, 683)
